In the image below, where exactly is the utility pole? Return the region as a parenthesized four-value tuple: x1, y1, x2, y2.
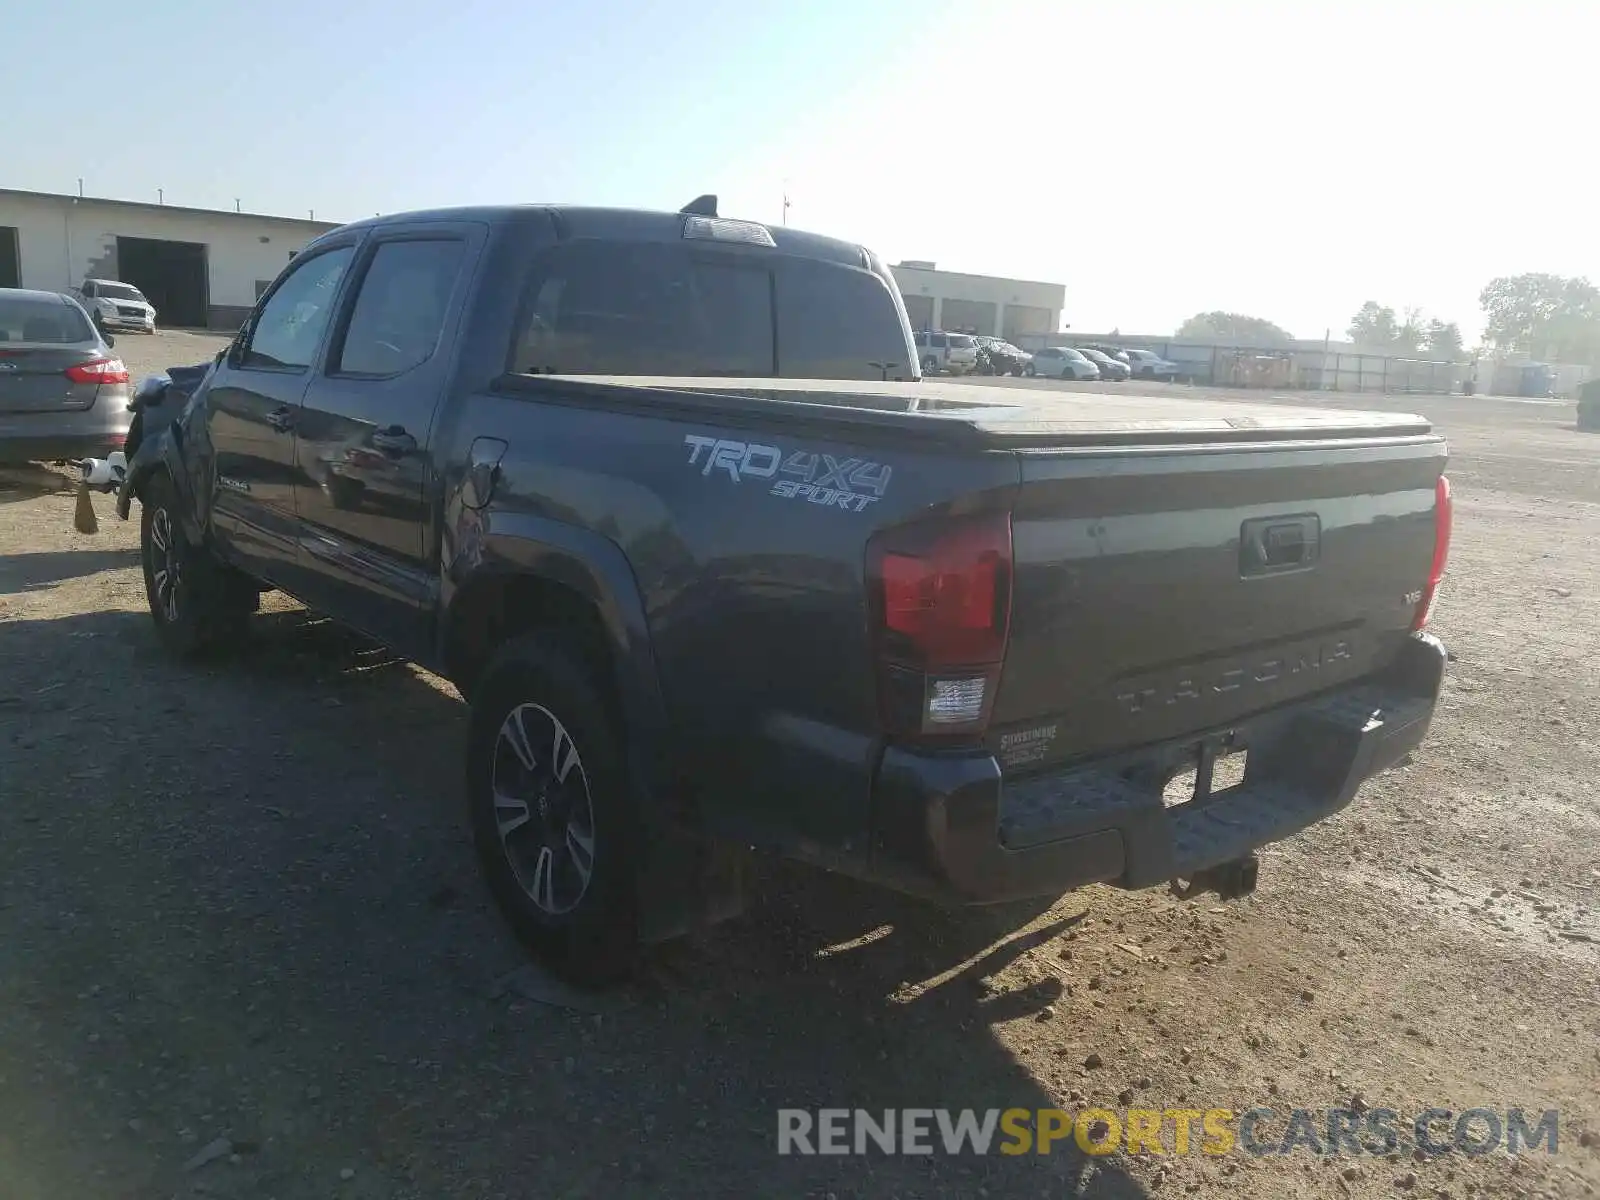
(157, 188, 164, 205)
(782, 180, 790, 227)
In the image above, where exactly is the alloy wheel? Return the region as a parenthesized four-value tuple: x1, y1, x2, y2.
(491, 703, 597, 915)
(149, 507, 182, 624)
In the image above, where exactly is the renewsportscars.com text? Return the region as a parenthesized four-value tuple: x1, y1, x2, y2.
(777, 1107, 1562, 1158)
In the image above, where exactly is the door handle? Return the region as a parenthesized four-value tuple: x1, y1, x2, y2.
(1240, 513, 1321, 576)
(266, 406, 294, 433)
(370, 425, 417, 455)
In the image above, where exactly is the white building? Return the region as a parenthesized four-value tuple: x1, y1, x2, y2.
(0, 188, 339, 330)
(889, 261, 1065, 342)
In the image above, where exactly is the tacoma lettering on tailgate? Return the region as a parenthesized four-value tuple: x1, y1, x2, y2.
(1115, 638, 1354, 715)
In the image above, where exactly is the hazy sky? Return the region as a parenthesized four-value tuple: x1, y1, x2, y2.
(7, 0, 1593, 341)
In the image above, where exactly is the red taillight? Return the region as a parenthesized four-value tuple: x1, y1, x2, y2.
(1412, 475, 1452, 631)
(65, 358, 129, 385)
(866, 510, 1013, 740)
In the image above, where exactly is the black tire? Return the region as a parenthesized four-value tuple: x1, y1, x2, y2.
(467, 634, 638, 985)
(140, 473, 256, 657)
(1024, 363, 1036, 377)
(921, 355, 939, 375)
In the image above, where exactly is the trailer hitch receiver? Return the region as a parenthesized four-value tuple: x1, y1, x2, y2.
(1170, 853, 1259, 902)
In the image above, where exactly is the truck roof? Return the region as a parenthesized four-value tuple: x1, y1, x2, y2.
(315, 205, 871, 268)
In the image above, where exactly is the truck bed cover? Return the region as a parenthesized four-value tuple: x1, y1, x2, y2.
(525, 376, 1435, 448)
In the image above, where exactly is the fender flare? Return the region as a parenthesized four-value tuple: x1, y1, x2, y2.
(115, 424, 206, 545)
(440, 512, 674, 818)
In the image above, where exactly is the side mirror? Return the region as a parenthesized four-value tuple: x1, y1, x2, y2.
(104, 332, 116, 348)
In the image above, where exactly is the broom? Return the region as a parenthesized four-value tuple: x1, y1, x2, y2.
(73, 477, 99, 535)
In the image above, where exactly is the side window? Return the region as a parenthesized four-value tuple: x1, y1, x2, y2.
(82, 283, 95, 299)
(333, 239, 465, 377)
(774, 261, 915, 380)
(510, 240, 774, 377)
(932, 334, 948, 349)
(243, 246, 354, 370)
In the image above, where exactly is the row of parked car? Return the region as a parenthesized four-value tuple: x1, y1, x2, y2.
(911, 330, 1184, 382)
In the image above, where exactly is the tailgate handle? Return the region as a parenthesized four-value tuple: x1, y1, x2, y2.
(1241, 513, 1320, 576)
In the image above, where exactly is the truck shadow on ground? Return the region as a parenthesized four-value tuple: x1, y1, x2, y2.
(0, 600, 1149, 1200)
(0, 548, 141, 594)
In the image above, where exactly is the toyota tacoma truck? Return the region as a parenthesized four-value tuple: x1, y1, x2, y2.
(113, 198, 1453, 982)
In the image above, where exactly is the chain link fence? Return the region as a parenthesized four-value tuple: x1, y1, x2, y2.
(1016, 333, 1600, 397)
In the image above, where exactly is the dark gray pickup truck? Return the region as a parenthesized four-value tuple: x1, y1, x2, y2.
(116, 199, 1453, 982)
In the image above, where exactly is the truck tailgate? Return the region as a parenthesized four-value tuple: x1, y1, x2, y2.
(990, 433, 1447, 772)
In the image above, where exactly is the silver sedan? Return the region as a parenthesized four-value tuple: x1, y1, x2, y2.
(0, 289, 132, 464)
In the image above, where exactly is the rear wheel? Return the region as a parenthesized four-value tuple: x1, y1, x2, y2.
(140, 473, 257, 657)
(467, 634, 638, 985)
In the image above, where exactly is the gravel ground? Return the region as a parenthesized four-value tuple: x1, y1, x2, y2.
(1, 332, 1596, 1199)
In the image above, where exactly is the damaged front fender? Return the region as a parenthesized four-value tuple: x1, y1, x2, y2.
(114, 361, 215, 543)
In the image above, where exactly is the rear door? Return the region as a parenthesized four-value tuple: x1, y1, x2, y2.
(202, 241, 358, 582)
(291, 223, 481, 653)
(0, 294, 105, 415)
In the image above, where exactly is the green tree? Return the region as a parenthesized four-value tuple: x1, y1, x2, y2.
(1394, 306, 1427, 354)
(1350, 302, 1465, 356)
(1347, 301, 1400, 347)
(1479, 273, 1600, 361)
(1424, 319, 1464, 359)
(1176, 311, 1293, 343)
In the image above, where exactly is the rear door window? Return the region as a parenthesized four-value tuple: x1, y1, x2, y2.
(510, 240, 774, 376)
(332, 239, 465, 377)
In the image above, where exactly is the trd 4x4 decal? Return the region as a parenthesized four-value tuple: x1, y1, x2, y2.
(683, 435, 893, 513)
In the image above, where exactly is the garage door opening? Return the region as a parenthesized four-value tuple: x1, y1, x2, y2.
(115, 236, 208, 328)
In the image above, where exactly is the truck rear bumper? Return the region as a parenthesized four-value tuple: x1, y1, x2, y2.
(865, 633, 1447, 905)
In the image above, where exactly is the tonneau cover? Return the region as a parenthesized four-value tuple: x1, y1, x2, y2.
(536, 376, 1434, 447)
